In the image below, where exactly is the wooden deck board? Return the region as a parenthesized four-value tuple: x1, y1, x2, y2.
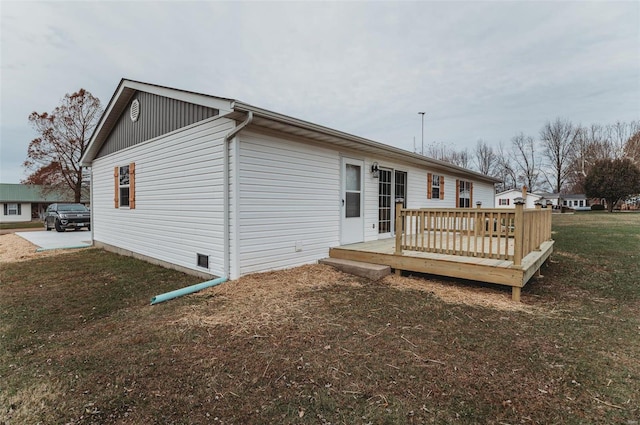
(330, 237, 555, 291)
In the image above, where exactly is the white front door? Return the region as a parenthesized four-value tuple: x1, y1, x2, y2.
(341, 157, 364, 245)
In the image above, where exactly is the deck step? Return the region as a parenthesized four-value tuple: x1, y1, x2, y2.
(319, 258, 391, 281)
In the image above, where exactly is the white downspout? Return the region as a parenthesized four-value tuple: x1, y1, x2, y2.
(223, 111, 253, 278)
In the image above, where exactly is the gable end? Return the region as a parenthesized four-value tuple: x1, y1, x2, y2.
(96, 90, 219, 158)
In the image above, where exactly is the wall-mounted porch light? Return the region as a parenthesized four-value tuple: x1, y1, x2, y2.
(371, 161, 380, 178)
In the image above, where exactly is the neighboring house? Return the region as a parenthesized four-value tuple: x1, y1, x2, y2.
(80, 79, 500, 280)
(0, 183, 78, 223)
(562, 194, 590, 211)
(495, 187, 542, 209)
(534, 192, 560, 209)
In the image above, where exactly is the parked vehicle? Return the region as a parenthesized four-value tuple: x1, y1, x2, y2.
(44, 203, 90, 232)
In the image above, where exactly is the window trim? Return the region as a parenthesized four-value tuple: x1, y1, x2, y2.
(427, 173, 445, 200)
(114, 162, 136, 209)
(456, 179, 473, 208)
(5, 203, 20, 215)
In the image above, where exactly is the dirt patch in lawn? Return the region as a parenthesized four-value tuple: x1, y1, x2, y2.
(0, 233, 88, 263)
(178, 264, 542, 336)
(381, 273, 541, 313)
(178, 264, 365, 335)
(0, 233, 76, 263)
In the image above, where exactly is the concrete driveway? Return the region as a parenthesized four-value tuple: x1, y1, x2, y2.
(15, 230, 93, 251)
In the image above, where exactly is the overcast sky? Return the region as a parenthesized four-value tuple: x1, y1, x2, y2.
(1, 1, 638, 183)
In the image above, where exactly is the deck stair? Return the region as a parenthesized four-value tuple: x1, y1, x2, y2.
(319, 258, 391, 281)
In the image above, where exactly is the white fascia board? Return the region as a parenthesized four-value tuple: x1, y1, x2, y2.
(232, 101, 500, 184)
(123, 80, 234, 112)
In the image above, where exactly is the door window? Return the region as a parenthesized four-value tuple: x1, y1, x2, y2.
(345, 164, 361, 218)
(378, 169, 392, 233)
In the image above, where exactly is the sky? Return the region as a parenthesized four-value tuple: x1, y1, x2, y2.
(1, 1, 639, 183)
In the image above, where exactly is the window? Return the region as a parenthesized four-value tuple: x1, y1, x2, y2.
(378, 169, 392, 233)
(345, 164, 361, 218)
(119, 165, 130, 207)
(499, 198, 510, 206)
(431, 175, 440, 199)
(427, 173, 444, 199)
(395, 170, 407, 206)
(457, 180, 472, 208)
(4, 203, 21, 216)
(114, 163, 136, 209)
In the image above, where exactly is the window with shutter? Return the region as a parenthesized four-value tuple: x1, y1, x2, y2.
(116, 163, 136, 209)
(428, 173, 442, 200)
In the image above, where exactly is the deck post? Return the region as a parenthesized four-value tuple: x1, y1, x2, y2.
(394, 201, 404, 256)
(394, 201, 404, 275)
(512, 286, 521, 302)
(513, 198, 525, 266)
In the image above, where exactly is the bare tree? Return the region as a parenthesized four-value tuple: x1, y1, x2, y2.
(495, 142, 517, 192)
(447, 148, 471, 169)
(539, 118, 578, 194)
(473, 139, 496, 175)
(510, 133, 541, 191)
(624, 129, 640, 165)
(609, 120, 640, 159)
(23, 89, 102, 202)
(424, 141, 450, 161)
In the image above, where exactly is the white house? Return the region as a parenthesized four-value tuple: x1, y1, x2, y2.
(534, 192, 560, 209)
(562, 194, 590, 210)
(494, 187, 542, 209)
(80, 79, 499, 280)
(0, 183, 80, 223)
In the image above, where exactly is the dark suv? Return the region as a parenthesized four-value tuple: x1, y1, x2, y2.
(44, 203, 91, 232)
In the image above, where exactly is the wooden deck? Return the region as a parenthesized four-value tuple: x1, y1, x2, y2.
(330, 203, 554, 301)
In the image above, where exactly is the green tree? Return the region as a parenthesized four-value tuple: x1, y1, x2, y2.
(23, 89, 102, 202)
(584, 158, 640, 212)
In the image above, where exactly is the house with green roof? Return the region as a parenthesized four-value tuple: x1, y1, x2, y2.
(0, 183, 81, 223)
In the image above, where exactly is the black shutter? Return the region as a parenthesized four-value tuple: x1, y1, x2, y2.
(3, 204, 6, 215)
(18, 204, 22, 215)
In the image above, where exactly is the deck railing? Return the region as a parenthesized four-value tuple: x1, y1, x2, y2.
(394, 201, 552, 266)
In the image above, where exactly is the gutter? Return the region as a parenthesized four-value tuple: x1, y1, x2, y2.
(232, 102, 500, 184)
(150, 111, 252, 305)
(222, 111, 253, 278)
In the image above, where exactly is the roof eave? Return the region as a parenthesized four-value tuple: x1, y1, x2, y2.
(232, 101, 500, 184)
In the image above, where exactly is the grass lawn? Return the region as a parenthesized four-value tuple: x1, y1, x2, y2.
(0, 221, 43, 230)
(1, 213, 639, 424)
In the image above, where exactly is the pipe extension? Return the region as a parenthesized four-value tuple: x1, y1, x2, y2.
(150, 276, 228, 305)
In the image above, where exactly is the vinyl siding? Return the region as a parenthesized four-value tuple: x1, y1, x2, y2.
(0, 203, 31, 223)
(362, 158, 496, 241)
(91, 116, 233, 277)
(237, 131, 340, 275)
(96, 91, 218, 158)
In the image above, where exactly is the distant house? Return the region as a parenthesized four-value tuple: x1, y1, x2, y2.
(0, 183, 88, 223)
(534, 192, 560, 209)
(495, 187, 542, 209)
(562, 194, 590, 211)
(0, 184, 75, 223)
(80, 79, 500, 280)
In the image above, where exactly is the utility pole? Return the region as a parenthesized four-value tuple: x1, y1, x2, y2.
(418, 112, 425, 155)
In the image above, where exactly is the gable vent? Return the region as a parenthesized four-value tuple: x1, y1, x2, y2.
(130, 99, 140, 122)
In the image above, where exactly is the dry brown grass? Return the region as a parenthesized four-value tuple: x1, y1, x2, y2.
(177, 264, 365, 335)
(177, 264, 545, 338)
(381, 273, 541, 313)
(0, 234, 71, 263)
(0, 381, 67, 424)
